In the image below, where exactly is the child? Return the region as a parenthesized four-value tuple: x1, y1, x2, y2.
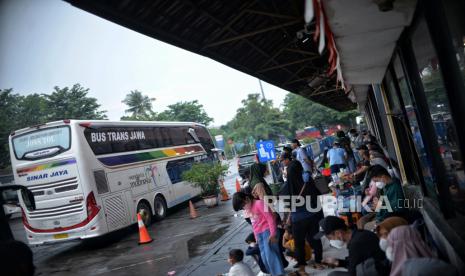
(233, 192, 285, 276)
(245, 233, 269, 274)
(219, 249, 254, 276)
(282, 225, 312, 262)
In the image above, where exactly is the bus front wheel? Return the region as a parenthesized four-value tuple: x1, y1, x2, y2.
(136, 201, 153, 226)
(153, 196, 167, 221)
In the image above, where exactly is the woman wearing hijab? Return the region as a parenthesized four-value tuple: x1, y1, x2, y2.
(387, 225, 433, 276)
(249, 155, 272, 195)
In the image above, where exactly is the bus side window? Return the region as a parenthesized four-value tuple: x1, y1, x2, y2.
(170, 127, 187, 146)
(166, 158, 194, 184)
(138, 127, 156, 150)
(160, 127, 173, 148)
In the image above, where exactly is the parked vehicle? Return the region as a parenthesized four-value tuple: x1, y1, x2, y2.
(237, 153, 256, 178)
(9, 120, 217, 245)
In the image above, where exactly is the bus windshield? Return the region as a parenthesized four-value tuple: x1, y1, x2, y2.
(12, 126, 71, 160)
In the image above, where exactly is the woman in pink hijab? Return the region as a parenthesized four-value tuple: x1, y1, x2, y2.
(387, 225, 434, 276)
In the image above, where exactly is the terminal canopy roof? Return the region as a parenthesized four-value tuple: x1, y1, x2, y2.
(65, 0, 417, 111)
(64, 0, 355, 111)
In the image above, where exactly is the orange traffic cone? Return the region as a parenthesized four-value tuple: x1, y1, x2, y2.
(137, 213, 153, 245)
(235, 178, 241, 192)
(220, 180, 230, 201)
(189, 200, 199, 219)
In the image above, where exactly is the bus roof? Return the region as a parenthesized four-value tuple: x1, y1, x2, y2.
(9, 120, 207, 137)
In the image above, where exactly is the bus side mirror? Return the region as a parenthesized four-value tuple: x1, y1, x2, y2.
(20, 187, 36, 211)
(0, 185, 36, 211)
(188, 128, 200, 143)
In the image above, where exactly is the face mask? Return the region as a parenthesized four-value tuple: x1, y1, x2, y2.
(375, 181, 386, 189)
(386, 246, 394, 261)
(329, 239, 346, 249)
(379, 238, 388, 252)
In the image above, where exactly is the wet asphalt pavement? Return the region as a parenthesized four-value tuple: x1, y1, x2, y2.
(10, 160, 241, 276)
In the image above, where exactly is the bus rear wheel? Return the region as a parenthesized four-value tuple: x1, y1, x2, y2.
(153, 196, 167, 221)
(136, 201, 153, 226)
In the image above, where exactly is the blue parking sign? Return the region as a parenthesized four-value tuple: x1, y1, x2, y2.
(256, 140, 276, 162)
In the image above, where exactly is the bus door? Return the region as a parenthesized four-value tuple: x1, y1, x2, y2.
(165, 159, 193, 206)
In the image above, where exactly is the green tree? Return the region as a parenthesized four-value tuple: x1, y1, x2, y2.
(45, 84, 107, 120)
(0, 89, 21, 169)
(18, 94, 48, 127)
(121, 90, 155, 120)
(157, 100, 213, 126)
(221, 94, 291, 143)
(282, 93, 358, 134)
(0, 85, 107, 169)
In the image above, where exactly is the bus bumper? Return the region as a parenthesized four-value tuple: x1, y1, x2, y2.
(24, 212, 107, 245)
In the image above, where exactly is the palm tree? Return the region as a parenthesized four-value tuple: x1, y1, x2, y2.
(122, 90, 155, 119)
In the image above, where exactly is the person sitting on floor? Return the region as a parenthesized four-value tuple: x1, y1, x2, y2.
(245, 233, 269, 274)
(314, 216, 387, 276)
(218, 249, 255, 276)
(282, 225, 312, 262)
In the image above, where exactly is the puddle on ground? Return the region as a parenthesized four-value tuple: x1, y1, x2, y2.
(187, 226, 229, 258)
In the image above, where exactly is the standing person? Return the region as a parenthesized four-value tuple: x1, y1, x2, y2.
(348, 129, 362, 163)
(232, 192, 285, 276)
(249, 155, 272, 195)
(327, 141, 347, 174)
(291, 139, 314, 185)
(337, 131, 356, 173)
(280, 152, 324, 275)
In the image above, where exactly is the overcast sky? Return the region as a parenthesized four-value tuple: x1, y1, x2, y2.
(0, 0, 289, 126)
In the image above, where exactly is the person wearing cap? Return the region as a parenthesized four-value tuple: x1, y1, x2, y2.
(314, 216, 386, 276)
(280, 151, 324, 274)
(291, 139, 314, 185)
(327, 141, 347, 174)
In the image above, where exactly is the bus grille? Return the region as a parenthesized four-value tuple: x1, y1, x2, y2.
(27, 202, 84, 219)
(104, 195, 128, 230)
(29, 177, 79, 196)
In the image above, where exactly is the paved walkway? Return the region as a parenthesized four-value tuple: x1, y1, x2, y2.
(180, 193, 349, 276)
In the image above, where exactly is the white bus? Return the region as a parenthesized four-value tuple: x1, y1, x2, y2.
(9, 120, 216, 245)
